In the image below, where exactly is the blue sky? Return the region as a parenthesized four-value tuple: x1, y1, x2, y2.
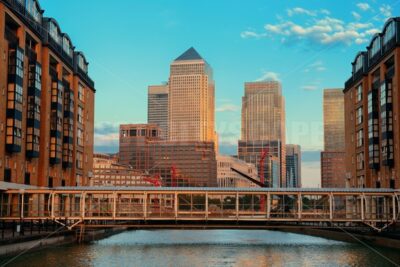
(41, 0, 396, 186)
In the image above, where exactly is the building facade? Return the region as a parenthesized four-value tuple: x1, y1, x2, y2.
(239, 81, 286, 187)
(238, 140, 282, 188)
(344, 17, 400, 189)
(168, 47, 217, 149)
(216, 155, 259, 188)
(321, 89, 346, 188)
(91, 153, 151, 187)
(148, 84, 168, 140)
(119, 124, 217, 187)
(0, 0, 95, 187)
(286, 144, 301, 188)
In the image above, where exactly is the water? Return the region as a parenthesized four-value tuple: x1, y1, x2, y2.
(2, 230, 400, 267)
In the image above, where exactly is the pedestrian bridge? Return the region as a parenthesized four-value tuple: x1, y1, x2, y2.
(0, 187, 399, 231)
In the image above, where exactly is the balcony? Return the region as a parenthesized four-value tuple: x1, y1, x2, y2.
(25, 46, 37, 61)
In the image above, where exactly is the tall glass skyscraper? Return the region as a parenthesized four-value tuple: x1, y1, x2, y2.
(148, 84, 169, 140)
(239, 81, 286, 187)
(168, 47, 217, 149)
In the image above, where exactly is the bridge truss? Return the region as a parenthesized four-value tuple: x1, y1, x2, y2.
(0, 187, 399, 231)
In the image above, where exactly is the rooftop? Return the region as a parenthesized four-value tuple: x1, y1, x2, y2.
(175, 47, 204, 61)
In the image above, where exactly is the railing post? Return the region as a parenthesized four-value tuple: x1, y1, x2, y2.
(298, 192, 302, 220)
(393, 194, 396, 221)
(329, 193, 333, 221)
(205, 192, 208, 220)
(112, 192, 117, 220)
(51, 193, 55, 219)
(20, 191, 24, 220)
(143, 192, 147, 220)
(236, 191, 239, 220)
(266, 192, 271, 219)
(174, 192, 178, 219)
(361, 194, 365, 221)
(80, 192, 85, 220)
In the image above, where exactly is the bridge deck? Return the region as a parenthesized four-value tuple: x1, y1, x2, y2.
(0, 187, 399, 230)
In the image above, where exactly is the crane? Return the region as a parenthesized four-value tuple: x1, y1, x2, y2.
(143, 174, 162, 187)
(259, 147, 269, 212)
(171, 165, 177, 187)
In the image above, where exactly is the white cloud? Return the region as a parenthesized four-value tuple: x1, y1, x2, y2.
(379, 4, 392, 20)
(287, 7, 317, 17)
(352, 11, 361, 20)
(94, 133, 119, 147)
(320, 9, 330, 15)
(261, 16, 379, 46)
(216, 104, 240, 112)
(356, 3, 371, 11)
(240, 31, 266, 39)
(256, 71, 280, 82)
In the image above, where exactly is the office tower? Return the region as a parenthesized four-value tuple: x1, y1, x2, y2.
(324, 89, 345, 151)
(119, 124, 217, 187)
(148, 84, 169, 140)
(286, 144, 301, 188)
(344, 17, 400, 189)
(168, 47, 217, 149)
(0, 0, 95, 187)
(238, 81, 286, 187)
(321, 89, 346, 188)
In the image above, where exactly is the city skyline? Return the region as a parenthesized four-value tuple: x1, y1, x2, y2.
(39, 0, 397, 187)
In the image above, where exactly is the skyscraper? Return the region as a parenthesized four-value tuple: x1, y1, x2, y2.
(238, 81, 286, 187)
(168, 47, 217, 148)
(148, 84, 169, 139)
(323, 89, 345, 151)
(321, 89, 346, 188)
(286, 144, 301, 188)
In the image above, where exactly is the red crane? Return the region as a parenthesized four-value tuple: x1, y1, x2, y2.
(143, 174, 162, 187)
(259, 147, 269, 211)
(171, 165, 177, 187)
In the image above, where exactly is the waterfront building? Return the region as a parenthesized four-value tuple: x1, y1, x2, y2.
(216, 154, 259, 188)
(148, 84, 169, 140)
(91, 153, 152, 187)
(168, 47, 217, 150)
(344, 17, 400, 189)
(286, 144, 301, 188)
(238, 81, 286, 187)
(0, 0, 95, 187)
(321, 89, 346, 188)
(119, 124, 217, 187)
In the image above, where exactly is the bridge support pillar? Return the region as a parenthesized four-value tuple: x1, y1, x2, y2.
(297, 193, 302, 220)
(236, 192, 239, 219)
(266, 193, 270, 219)
(174, 192, 178, 219)
(329, 193, 334, 221)
(205, 192, 208, 220)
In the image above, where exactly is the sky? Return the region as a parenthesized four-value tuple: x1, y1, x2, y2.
(40, 0, 397, 187)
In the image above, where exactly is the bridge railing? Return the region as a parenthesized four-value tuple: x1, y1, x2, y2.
(0, 189, 399, 225)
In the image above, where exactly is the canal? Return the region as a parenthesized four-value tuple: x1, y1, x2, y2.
(1, 230, 399, 266)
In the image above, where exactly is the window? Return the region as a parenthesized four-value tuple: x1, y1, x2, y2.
(356, 152, 364, 170)
(26, 0, 41, 23)
(49, 21, 61, 44)
(356, 107, 363, 125)
(129, 129, 137, 136)
(77, 106, 84, 124)
(370, 37, 381, 58)
(356, 84, 362, 102)
(77, 128, 83, 147)
(78, 83, 84, 101)
(356, 129, 363, 147)
(355, 54, 364, 72)
(383, 21, 396, 45)
(62, 36, 73, 57)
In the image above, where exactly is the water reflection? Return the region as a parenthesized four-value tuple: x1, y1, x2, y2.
(2, 230, 399, 267)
